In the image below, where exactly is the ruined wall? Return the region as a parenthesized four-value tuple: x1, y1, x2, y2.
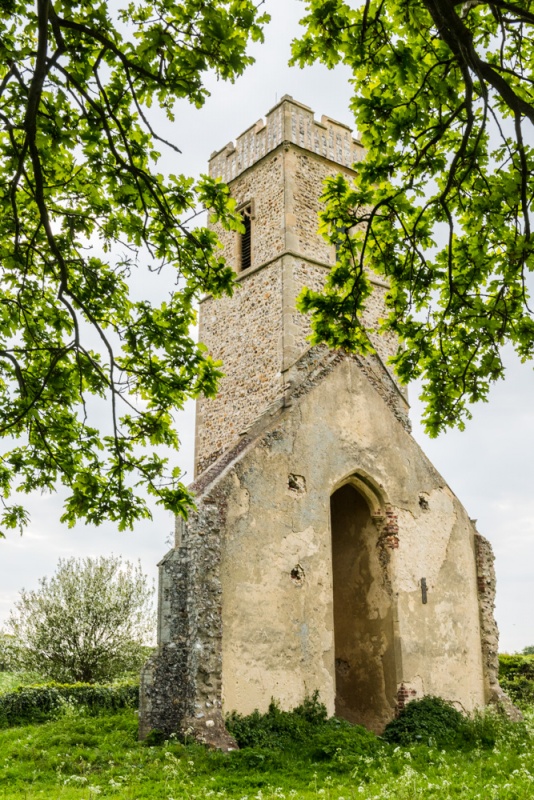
(217, 356, 485, 722)
(140, 96, 499, 745)
(475, 532, 500, 702)
(392, 489, 485, 712)
(141, 348, 487, 741)
(474, 532, 521, 718)
(139, 509, 237, 750)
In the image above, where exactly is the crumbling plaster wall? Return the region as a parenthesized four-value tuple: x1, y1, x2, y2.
(139, 349, 494, 743)
(218, 356, 486, 721)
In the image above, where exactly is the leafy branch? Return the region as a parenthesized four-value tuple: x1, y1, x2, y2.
(0, 0, 268, 534)
(292, 0, 534, 434)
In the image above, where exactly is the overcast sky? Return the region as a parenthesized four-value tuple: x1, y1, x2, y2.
(1, 0, 533, 655)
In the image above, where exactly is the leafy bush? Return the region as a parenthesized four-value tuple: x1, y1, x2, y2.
(293, 690, 329, 725)
(0, 681, 138, 727)
(382, 696, 468, 748)
(312, 717, 381, 761)
(499, 653, 534, 706)
(226, 691, 380, 764)
(226, 699, 317, 749)
(7, 556, 155, 683)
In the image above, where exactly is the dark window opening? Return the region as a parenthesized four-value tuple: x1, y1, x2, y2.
(239, 203, 253, 272)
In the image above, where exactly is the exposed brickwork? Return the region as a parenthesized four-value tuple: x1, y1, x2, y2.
(371, 507, 400, 593)
(396, 683, 418, 712)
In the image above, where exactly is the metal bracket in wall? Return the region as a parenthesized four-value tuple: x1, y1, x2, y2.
(421, 577, 428, 604)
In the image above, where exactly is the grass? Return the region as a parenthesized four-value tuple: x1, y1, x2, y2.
(0, 702, 534, 799)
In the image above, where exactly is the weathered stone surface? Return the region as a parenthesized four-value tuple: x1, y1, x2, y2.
(139, 97, 507, 745)
(474, 531, 522, 720)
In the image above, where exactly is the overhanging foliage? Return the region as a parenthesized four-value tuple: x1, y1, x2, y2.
(0, 0, 268, 533)
(293, 0, 534, 434)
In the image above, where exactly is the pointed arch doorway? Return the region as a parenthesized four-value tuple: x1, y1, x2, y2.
(330, 482, 397, 732)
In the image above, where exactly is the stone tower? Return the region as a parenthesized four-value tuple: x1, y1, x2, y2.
(139, 97, 502, 748)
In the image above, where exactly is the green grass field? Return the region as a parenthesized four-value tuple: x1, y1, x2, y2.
(1, 668, 534, 799)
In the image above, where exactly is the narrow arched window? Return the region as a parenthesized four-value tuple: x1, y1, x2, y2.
(238, 201, 254, 272)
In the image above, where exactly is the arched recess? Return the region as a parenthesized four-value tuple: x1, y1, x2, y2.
(330, 476, 398, 733)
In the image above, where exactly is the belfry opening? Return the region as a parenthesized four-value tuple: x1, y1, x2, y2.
(330, 483, 397, 733)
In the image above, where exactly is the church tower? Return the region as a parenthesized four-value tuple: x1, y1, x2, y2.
(195, 96, 405, 477)
(139, 97, 503, 749)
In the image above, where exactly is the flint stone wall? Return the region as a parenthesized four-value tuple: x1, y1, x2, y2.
(196, 96, 404, 476)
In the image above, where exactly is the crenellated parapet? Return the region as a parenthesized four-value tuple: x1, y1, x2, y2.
(209, 95, 364, 183)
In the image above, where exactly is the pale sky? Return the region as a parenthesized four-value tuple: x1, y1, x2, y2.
(1, 0, 533, 655)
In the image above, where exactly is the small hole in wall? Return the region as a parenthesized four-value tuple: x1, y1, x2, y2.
(419, 495, 429, 510)
(335, 658, 350, 677)
(291, 564, 305, 585)
(288, 474, 306, 493)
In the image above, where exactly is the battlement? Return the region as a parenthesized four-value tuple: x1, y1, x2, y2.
(209, 95, 364, 183)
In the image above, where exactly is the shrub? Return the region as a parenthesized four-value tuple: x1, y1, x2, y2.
(226, 692, 380, 762)
(0, 681, 139, 727)
(226, 692, 328, 749)
(7, 556, 155, 683)
(226, 699, 316, 749)
(312, 717, 381, 761)
(382, 696, 468, 747)
(499, 653, 534, 706)
(293, 690, 328, 725)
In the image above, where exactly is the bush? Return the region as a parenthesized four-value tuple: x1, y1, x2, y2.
(382, 696, 468, 748)
(226, 692, 328, 749)
(7, 556, 155, 683)
(499, 653, 534, 706)
(226, 699, 318, 749)
(312, 717, 381, 761)
(0, 681, 139, 727)
(226, 692, 380, 762)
